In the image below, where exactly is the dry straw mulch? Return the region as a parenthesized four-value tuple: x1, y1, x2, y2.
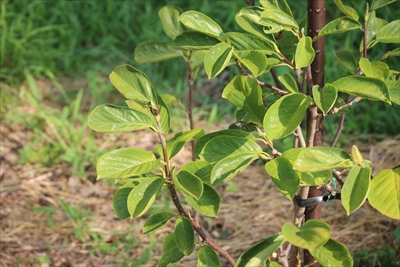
(1, 120, 399, 266)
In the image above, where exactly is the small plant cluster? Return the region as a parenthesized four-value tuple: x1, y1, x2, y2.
(88, 0, 399, 266)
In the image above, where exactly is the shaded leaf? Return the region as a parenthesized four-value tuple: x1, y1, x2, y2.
(309, 239, 353, 267)
(342, 166, 371, 215)
(236, 7, 273, 40)
(183, 184, 220, 217)
(143, 212, 174, 234)
(158, 6, 184, 40)
(113, 181, 139, 219)
(226, 32, 275, 54)
(204, 43, 234, 79)
(97, 148, 160, 179)
(179, 161, 213, 185)
(278, 73, 298, 93)
(174, 171, 204, 200)
(235, 51, 268, 77)
(333, 0, 359, 20)
(161, 128, 205, 159)
(332, 76, 390, 102)
(198, 246, 221, 267)
(134, 41, 184, 64)
(260, 9, 298, 32)
(265, 157, 299, 200)
(172, 31, 221, 50)
(175, 217, 195, 256)
(386, 73, 400, 105)
(159, 247, 184, 267)
(235, 234, 285, 267)
(263, 93, 312, 141)
(295, 36, 315, 69)
(368, 168, 400, 219)
(334, 50, 358, 74)
(371, 0, 397, 12)
(282, 220, 331, 250)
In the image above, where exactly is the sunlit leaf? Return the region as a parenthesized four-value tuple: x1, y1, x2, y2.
(282, 220, 331, 250)
(97, 148, 160, 179)
(317, 17, 362, 39)
(312, 84, 338, 116)
(236, 6, 273, 40)
(260, 9, 299, 32)
(370, 0, 397, 12)
(309, 239, 353, 267)
(172, 31, 221, 50)
(368, 168, 400, 219)
(178, 160, 213, 185)
(134, 41, 184, 64)
(364, 11, 388, 48)
(278, 73, 298, 93)
(235, 51, 268, 77)
(263, 93, 312, 141)
(198, 246, 221, 267)
(359, 58, 390, 80)
(260, 0, 293, 18)
(179, 11, 224, 38)
(376, 20, 400, 43)
(183, 184, 220, 217)
(333, 0, 359, 20)
(158, 6, 184, 40)
(204, 42, 234, 79)
(161, 128, 205, 159)
(226, 32, 275, 54)
(265, 157, 299, 200)
(112, 181, 139, 219)
(174, 171, 204, 200)
(342, 166, 371, 215)
(235, 234, 285, 267)
(295, 36, 315, 69)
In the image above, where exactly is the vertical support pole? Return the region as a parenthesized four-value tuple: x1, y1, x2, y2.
(305, 0, 325, 266)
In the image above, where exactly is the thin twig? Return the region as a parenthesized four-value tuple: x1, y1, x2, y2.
(331, 114, 345, 147)
(296, 126, 306, 148)
(186, 52, 196, 160)
(330, 96, 362, 114)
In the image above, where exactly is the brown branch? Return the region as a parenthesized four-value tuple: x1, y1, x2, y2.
(363, 19, 368, 59)
(331, 113, 345, 148)
(186, 52, 196, 160)
(330, 96, 362, 114)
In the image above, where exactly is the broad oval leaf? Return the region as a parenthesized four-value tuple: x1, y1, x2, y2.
(97, 148, 160, 179)
(198, 245, 221, 267)
(333, 0, 359, 20)
(211, 153, 258, 186)
(204, 42, 234, 79)
(172, 31, 221, 50)
(365, 11, 388, 48)
(368, 168, 400, 219)
(159, 247, 184, 267)
(312, 84, 338, 116)
(341, 166, 371, 215)
(179, 11, 224, 38)
(317, 17, 362, 38)
(226, 32, 275, 54)
(265, 157, 299, 200)
(160, 128, 205, 159)
(199, 135, 262, 163)
(222, 76, 266, 125)
(112, 181, 139, 219)
(376, 20, 400, 44)
(194, 129, 256, 159)
(88, 104, 157, 133)
(260, 0, 293, 18)
(309, 238, 353, 267)
(260, 9, 299, 32)
(158, 6, 184, 40)
(263, 93, 312, 141)
(127, 177, 164, 219)
(235, 51, 268, 77)
(295, 36, 315, 69)
(134, 41, 184, 64)
(386, 73, 400, 106)
(332, 76, 390, 102)
(163, 232, 178, 253)
(370, 0, 397, 11)
(183, 184, 220, 217)
(282, 220, 331, 250)
(110, 64, 158, 105)
(334, 50, 357, 74)
(235, 234, 285, 267)
(278, 73, 298, 93)
(236, 7, 272, 40)
(143, 212, 174, 234)
(175, 217, 195, 256)
(293, 147, 354, 172)
(179, 160, 213, 185)
(359, 58, 390, 80)
(174, 171, 204, 200)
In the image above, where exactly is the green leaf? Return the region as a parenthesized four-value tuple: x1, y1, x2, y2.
(317, 17, 362, 38)
(199, 136, 262, 163)
(172, 31, 221, 50)
(194, 130, 256, 159)
(183, 184, 220, 217)
(174, 171, 204, 200)
(157, 94, 171, 134)
(179, 161, 213, 185)
(386, 73, 400, 105)
(333, 0, 359, 20)
(293, 147, 354, 172)
(97, 148, 160, 179)
(162, 128, 205, 159)
(370, 0, 397, 12)
(191, 50, 208, 75)
(179, 11, 224, 38)
(368, 168, 400, 219)
(226, 32, 275, 54)
(110, 64, 158, 106)
(260, 0, 293, 18)
(334, 50, 358, 74)
(204, 43, 234, 79)
(112, 181, 139, 219)
(198, 246, 221, 267)
(295, 36, 315, 69)
(211, 153, 258, 186)
(381, 47, 400, 60)
(359, 58, 390, 80)
(282, 220, 331, 250)
(260, 9, 299, 32)
(143, 212, 174, 234)
(163, 232, 178, 253)
(222, 76, 266, 125)
(309, 238, 353, 267)
(159, 247, 184, 267)
(342, 166, 371, 215)
(127, 177, 164, 219)
(236, 7, 272, 40)
(235, 234, 285, 267)
(282, 148, 332, 186)
(376, 20, 400, 43)
(263, 93, 312, 141)
(88, 104, 157, 133)
(175, 217, 195, 256)
(158, 6, 184, 40)
(278, 73, 298, 93)
(235, 51, 268, 78)
(265, 157, 299, 200)
(332, 97, 350, 114)
(134, 41, 184, 64)
(312, 84, 338, 116)
(364, 11, 388, 49)
(332, 76, 390, 102)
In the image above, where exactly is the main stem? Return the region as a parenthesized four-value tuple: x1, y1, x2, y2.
(304, 1, 325, 266)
